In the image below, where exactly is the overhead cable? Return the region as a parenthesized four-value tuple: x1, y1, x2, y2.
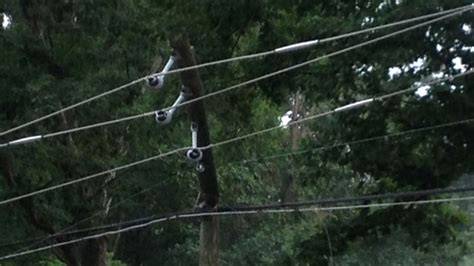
(0, 182, 166, 251)
(201, 70, 473, 151)
(1, 5, 472, 138)
(0, 148, 188, 206)
(237, 117, 474, 164)
(2, 186, 474, 261)
(3, 115, 473, 250)
(3, 8, 472, 148)
(4, 116, 474, 251)
(0, 70, 471, 207)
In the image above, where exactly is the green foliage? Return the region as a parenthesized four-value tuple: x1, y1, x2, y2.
(0, 0, 473, 265)
(36, 253, 128, 266)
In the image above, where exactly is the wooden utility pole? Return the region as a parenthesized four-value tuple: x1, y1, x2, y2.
(281, 92, 303, 202)
(171, 35, 219, 266)
(290, 92, 302, 151)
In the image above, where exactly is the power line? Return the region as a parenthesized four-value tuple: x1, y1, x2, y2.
(0, 5, 470, 260)
(0, 181, 166, 251)
(0, 147, 188, 206)
(0, 216, 155, 250)
(2, 139, 180, 251)
(4, 9, 471, 148)
(3, 116, 473, 251)
(2, 186, 474, 261)
(0, 70, 472, 207)
(236, 117, 474, 165)
(0, 11, 469, 245)
(3, 115, 473, 250)
(200, 71, 473, 151)
(1, 5, 472, 140)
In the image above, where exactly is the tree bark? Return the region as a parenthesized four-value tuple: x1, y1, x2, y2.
(171, 35, 219, 266)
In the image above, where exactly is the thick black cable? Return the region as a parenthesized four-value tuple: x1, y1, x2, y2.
(2, 184, 474, 251)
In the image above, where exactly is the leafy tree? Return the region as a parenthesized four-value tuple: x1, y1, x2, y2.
(0, 0, 473, 265)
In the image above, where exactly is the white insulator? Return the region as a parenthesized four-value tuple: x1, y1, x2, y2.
(8, 135, 42, 146)
(274, 40, 320, 54)
(334, 98, 374, 113)
(146, 56, 176, 90)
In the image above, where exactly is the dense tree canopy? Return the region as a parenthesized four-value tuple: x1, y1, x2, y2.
(0, 0, 473, 265)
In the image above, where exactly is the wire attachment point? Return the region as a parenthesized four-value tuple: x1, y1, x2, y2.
(155, 92, 187, 126)
(147, 56, 176, 90)
(187, 122, 204, 167)
(196, 162, 205, 172)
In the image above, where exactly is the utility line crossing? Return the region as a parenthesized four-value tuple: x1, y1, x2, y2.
(0, 70, 471, 207)
(1, 185, 474, 261)
(0, 5, 472, 140)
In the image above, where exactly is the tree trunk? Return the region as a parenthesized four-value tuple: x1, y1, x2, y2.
(171, 35, 220, 266)
(199, 216, 219, 266)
